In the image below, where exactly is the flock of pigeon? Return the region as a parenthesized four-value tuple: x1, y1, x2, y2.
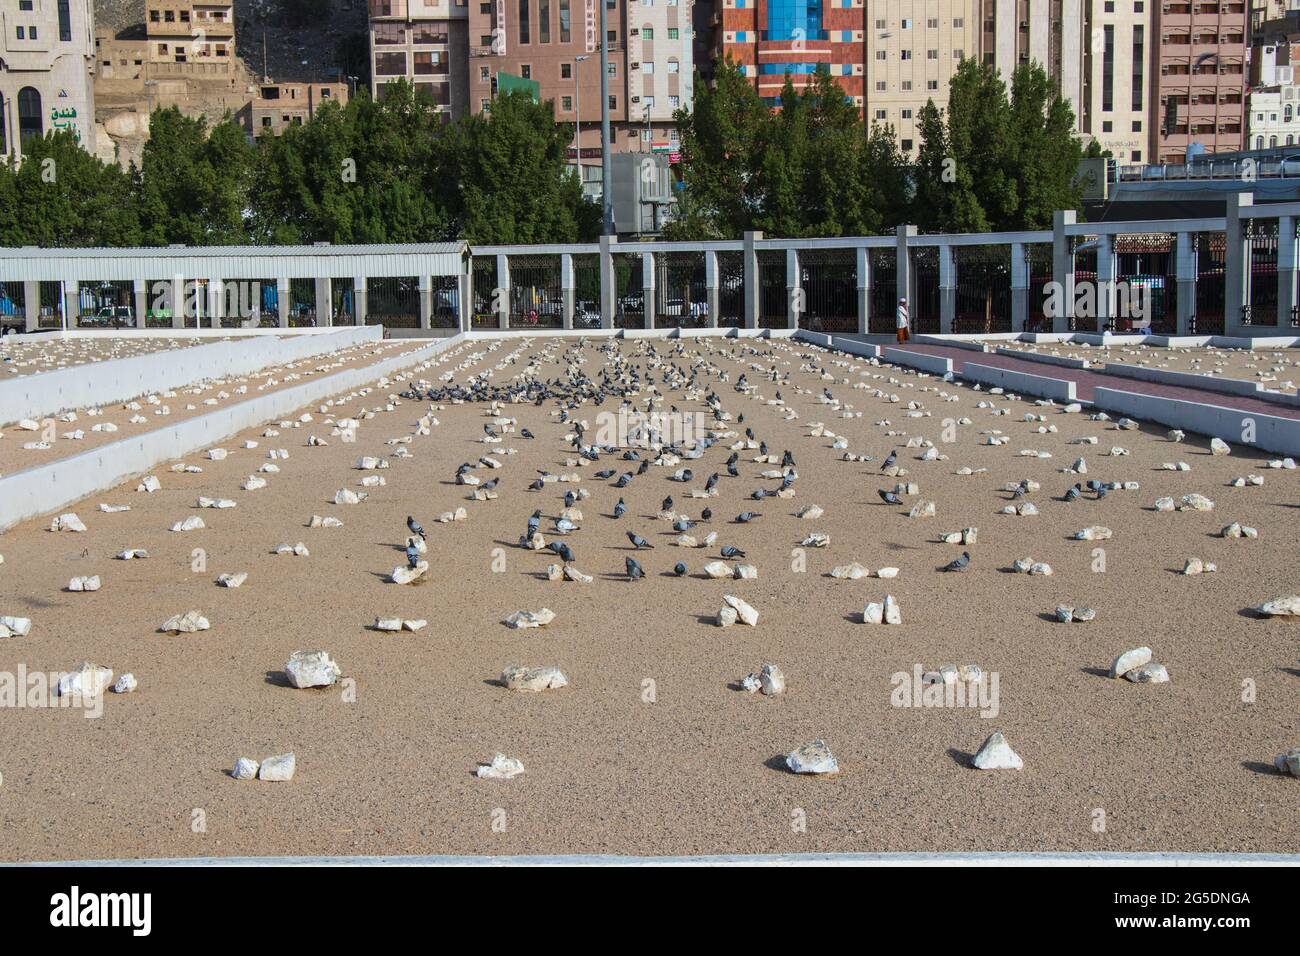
(5, 329, 1300, 806)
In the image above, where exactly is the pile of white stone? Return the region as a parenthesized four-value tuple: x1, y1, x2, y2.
(1110, 647, 1169, 683)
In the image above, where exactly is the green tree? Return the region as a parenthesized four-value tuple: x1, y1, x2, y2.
(665, 59, 768, 239)
(439, 88, 598, 243)
(138, 108, 254, 245)
(0, 130, 140, 246)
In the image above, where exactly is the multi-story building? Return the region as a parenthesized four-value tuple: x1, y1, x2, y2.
(1081, 0, 1151, 163)
(623, 0, 693, 152)
(238, 81, 350, 136)
(980, 0, 1085, 129)
(369, 0, 469, 120)
(1, 0, 97, 161)
(1152, 0, 1248, 163)
(865, 4, 979, 155)
(714, 1, 975, 156)
(1246, 85, 1300, 148)
(144, 1, 235, 75)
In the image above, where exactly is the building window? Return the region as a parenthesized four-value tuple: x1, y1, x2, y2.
(560, 0, 571, 42)
(643, 27, 654, 40)
(609, 95, 617, 110)
(540, 0, 551, 42)
(519, 0, 530, 43)
(669, 95, 679, 108)
(58, 0, 71, 41)
(19, 0, 32, 8)
(18, 87, 42, 146)
(481, 66, 490, 81)
(374, 22, 406, 44)
(521, 64, 531, 79)
(667, 58, 679, 74)
(608, 62, 616, 76)
(644, 95, 654, 108)
(1102, 24, 1114, 112)
(901, 139, 913, 151)
(642, 60, 654, 74)
(562, 95, 572, 110)
(561, 62, 571, 79)
(374, 52, 408, 75)
(1132, 25, 1144, 112)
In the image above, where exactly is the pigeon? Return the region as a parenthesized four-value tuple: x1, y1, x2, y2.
(673, 561, 687, 576)
(547, 541, 575, 563)
(626, 556, 644, 580)
(704, 473, 719, 491)
(1064, 484, 1081, 502)
(405, 544, 421, 568)
(615, 473, 632, 488)
(521, 429, 534, 439)
(736, 512, 761, 523)
(701, 507, 713, 521)
(720, 545, 745, 559)
(880, 449, 897, 471)
(530, 478, 545, 491)
(595, 469, 615, 479)
(613, 498, 627, 518)
(406, 516, 426, 540)
(726, 463, 740, 478)
(673, 518, 693, 532)
(627, 531, 653, 549)
(564, 490, 577, 508)
(555, 517, 579, 534)
(662, 496, 673, 512)
(637, 461, 651, 476)
(942, 551, 971, 572)
(527, 509, 543, 533)
(878, 489, 903, 506)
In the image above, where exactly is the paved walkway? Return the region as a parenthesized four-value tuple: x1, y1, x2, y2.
(892, 343, 1300, 421)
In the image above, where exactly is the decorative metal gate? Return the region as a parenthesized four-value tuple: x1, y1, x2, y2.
(508, 254, 563, 328)
(471, 258, 498, 329)
(331, 278, 357, 325)
(654, 252, 708, 328)
(1244, 218, 1279, 327)
(613, 254, 644, 329)
(911, 246, 940, 334)
(367, 276, 419, 329)
(717, 251, 744, 327)
(869, 249, 897, 334)
(1070, 237, 1099, 333)
(799, 248, 856, 333)
(289, 278, 317, 327)
(954, 245, 1012, 334)
(1194, 233, 1226, 335)
(757, 250, 786, 329)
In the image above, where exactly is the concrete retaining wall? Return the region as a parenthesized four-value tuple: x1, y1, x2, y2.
(1, 326, 382, 426)
(1092, 386, 1300, 456)
(0, 334, 464, 532)
(1102, 362, 1300, 408)
(994, 348, 1091, 369)
(914, 335, 990, 352)
(882, 347, 953, 376)
(960, 362, 1079, 403)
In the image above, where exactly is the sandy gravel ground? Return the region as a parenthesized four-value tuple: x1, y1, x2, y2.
(0, 335, 1296, 862)
(0, 340, 418, 476)
(0, 335, 236, 379)
(989, 339, 1300, 388)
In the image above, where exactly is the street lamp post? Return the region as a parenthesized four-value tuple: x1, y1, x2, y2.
(599, 0, 612, 235)
(573, 54, 590, 183)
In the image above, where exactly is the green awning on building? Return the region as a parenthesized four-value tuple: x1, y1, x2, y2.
(496, 72, 540, 101)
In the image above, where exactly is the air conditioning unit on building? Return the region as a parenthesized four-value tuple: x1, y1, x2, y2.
(631, 95, 640, 103)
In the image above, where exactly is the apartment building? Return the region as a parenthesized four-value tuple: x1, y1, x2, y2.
(369, 0, 469, 120)
(1152, 0, 1248, 163)
(1082, 0, 1151, 163)
(1247, 85, 1300, 147)
(865, 4, 980, 155)
(239, 81, 350, 136)
(714, 1, 974, 156)
(1, 0, 96, 161)
(980, 0, 1086, 127)
(145, 1, 235, 75)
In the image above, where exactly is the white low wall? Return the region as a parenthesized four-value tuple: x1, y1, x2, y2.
(0, 334, 464, 532)
(1091, 386, 1300, 455)
(0, 326, 382, 426)
(995, 347, 1091, 370)
(959, 362, 1078, 403)
(914, 335, 990, 353)
(882, 347, 953, 376)
(1102, 363, 1300, 409)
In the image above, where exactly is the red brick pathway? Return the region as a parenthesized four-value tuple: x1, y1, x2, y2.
(892, 343, 1300, 421)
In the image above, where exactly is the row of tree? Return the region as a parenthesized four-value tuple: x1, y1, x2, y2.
(0, 58, 1087, 248)
(668, 59, 1085, 239)
(0, 81, 597, 248)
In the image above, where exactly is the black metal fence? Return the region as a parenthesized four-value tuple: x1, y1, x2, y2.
(1194, 232, 1226, 335)
(367, 276, 419, 329)
(289, 278, 317, 327)
(654, 252, 708, 328)
(799, 248, 856, 333)
(430, 275, 459, 328)
(613, 254, 644, 329)
(954, 245, 1012, 334)
(717, 251, 744, 327)
(1070, 238, 1099, 333)
(471, 259, 498, 329)
(911, 246, 940, 334)
(757, 250, 786, 329)
(869, 249, 897, 334)
(508, 254, 563, 328)
(0, 281, 23, 333)
(1027, 245, 1054, 332)
(1245, 218, 1279, 327)
(573, 254, 600, 328)
(76, 280, 135, 328)
(38, 281, 63, 329)
(1115, 234, 1177, 334)
(331, 277, 357, 325)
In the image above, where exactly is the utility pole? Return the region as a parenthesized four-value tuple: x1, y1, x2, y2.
(599, 0, 612, 235)
(574, 54, 590, 182)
